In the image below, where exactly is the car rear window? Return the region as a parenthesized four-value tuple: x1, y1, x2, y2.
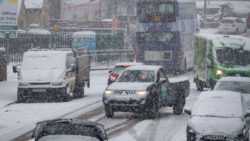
(221, 19, 234, 23)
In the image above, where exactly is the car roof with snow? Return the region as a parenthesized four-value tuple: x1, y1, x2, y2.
(192, 91, 244, 118)
(32, 119, 107, 140)
(125, 65, 163, 71)
(218, 77, 250, 82)
(206, 5, 221, 8)
(115, 62, 144, 67)
(195, 34, 250, 51)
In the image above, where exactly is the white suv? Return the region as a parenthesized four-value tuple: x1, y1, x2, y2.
(218, 17, 247, 34)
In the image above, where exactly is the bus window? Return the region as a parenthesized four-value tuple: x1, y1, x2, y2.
(140, 2, 175, 23)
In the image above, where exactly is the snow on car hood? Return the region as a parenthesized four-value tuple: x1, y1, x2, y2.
(107, 82, 154, 91)
(21, 68, 65, 81)
(38, 135, 100, 141)
(188, 116, 244, 137)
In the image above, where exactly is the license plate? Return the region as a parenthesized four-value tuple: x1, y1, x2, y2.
(205, 135, 224, 140)
(223, 28, 229, 30)
(33, 89, 46, 93)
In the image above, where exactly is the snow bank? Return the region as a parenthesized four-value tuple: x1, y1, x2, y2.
(134, 120, 152, 136)
(24, 0, 44, 9)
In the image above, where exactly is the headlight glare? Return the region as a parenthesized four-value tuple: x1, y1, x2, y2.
(19, 82, 28, 86)
(51, 81, 63, 86)
(105, 90, 113, 96)
(200, 18, 203, 21)
(216, 70, 224, 76)
(137, 91, 148, 96)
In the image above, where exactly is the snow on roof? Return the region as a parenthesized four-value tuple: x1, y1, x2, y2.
(126, 65, 162, 71)
(115, 62, 144, 67)
(195, 34, 250, 51)
(73, 31, 96, 37)
(24, 0, 44, 9)
(192, 91, 244, 118)
(218, 77, 250, 82)
(27, 29, 51, 35)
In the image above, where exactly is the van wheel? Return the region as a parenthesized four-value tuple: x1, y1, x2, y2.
(105, 106, 114, 118)
(73, 85, 84, 99)
(173, 97, 184, 115)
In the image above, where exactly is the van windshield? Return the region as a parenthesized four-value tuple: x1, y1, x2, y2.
(22, 53, 66, 70)
(216, 49, 250, 66)
(206, 8, 220, 15)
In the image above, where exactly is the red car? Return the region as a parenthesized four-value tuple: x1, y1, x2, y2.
(247, 12, 250, 28)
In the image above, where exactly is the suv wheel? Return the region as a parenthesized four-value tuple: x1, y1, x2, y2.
(105, 106, 114, 118)
(146, 97, 159, 119)
(173, 97, 184, 115)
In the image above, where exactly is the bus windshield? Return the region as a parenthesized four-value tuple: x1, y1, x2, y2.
(138, 32, 176, 43)
(140, 3, 175, 23)
(216, 49, 250, 66)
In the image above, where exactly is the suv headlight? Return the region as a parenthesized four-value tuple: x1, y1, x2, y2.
(105, 90, 113, 96)
(51, 81, 62, 86)
(136, 91, 148, 96)
(214, 17, 220, 21)
(216, 69, 224, 76)
(19, 82, 28, 86)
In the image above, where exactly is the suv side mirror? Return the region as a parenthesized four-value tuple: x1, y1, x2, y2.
(159, 78, 167, 84)
(184, 107, 192, 115)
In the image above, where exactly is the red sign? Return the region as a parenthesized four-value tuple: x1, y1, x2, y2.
(113, 14, 118, 31)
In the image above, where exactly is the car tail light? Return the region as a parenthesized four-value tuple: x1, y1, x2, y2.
(136, 56, 139, 59)
(219, 23, 221, 26)
(110, 75, 119, 78)
(247, 16, 248, 19)
(232, 23, 236, 27)
(177, 52, 180, 59)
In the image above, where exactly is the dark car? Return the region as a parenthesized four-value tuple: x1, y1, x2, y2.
(31, 119, 108, 141)
(103, 65, 190, 119)
(185, 91, 250, 141)
(247, 12, 250, 28)
(107, 62, 143, 85)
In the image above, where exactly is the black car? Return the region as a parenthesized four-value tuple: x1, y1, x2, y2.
(32, 119, 108, 141)
(107, 62, 143, 85)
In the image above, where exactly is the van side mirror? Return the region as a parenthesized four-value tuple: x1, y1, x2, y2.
(245, 110, 250, 117)
(184, 107, 192, 115)
(206, 59, 212, 68)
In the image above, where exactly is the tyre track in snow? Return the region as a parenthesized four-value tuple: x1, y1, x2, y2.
(10, 100, 102, 141)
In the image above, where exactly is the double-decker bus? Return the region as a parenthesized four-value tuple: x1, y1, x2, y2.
(136, 0, 197, 73)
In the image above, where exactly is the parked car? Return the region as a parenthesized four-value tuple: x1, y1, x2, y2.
(185, 91, 250, 141)
(31, 119, 108, 141)
(218, 17, 247, 34)
(247, 12, 250, 28)
(13, 48, 90, 102)
(214, 77, 250, 107)
(103, 65, 190, 119)
(107, 62, 143, 85)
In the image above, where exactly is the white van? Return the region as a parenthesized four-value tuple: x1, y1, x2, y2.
(13, 49, 90, 102)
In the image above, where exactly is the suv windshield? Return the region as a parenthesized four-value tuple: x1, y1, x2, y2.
(216, 49, 250, 66)
(206, 8, 220, 15)
(118, 70, 155, 82)
(214, 81, 250, 94)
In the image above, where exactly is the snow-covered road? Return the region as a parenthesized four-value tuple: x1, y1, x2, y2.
(0, 64, 202, 141)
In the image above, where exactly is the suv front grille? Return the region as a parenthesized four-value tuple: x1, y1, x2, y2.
(113, 90, 136, 95)
(29, 82, 51, 85)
